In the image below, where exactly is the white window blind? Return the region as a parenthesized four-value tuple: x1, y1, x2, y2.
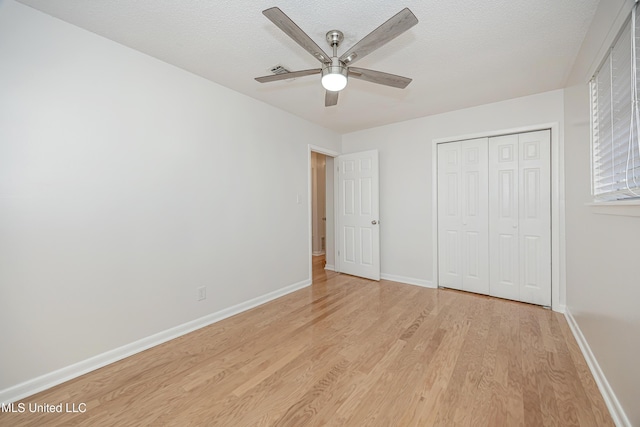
(591, 5, 640, 201)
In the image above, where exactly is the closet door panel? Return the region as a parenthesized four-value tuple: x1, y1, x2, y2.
(460, 138, 489, 294)
(437, 142, 463, 290)
(489, 134, 520, 301)
(518, 130, 551, 306)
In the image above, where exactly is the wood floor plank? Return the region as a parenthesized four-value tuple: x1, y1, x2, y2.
(410, 294, 476, 425)
(431, 296, 493, 426)
(464, 309, 502, 427)
(520, 306, 561, 427)
(552, 312, 614, 427)
(1, 256, 614, 426)
(496, 300, 526, 426)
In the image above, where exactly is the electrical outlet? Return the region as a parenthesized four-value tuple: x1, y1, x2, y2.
(197, 286, 206, 301)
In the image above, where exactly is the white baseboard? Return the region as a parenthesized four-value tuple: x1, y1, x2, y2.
(324, 264, 335, 271)
(380, 273, 435, 289)
(312, 251, 325, 256)
(553, 303, 566, 314)
(0, 278, 312, 404)
(564, 309, 631, 427)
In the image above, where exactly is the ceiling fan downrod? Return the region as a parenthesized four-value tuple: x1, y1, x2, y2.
(326, 30, 343, 56)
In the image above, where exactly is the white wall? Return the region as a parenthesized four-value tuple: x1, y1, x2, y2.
(564, 83, 640, 426)
(0, 0, 339, 394)
(563, 0, 638, 424)
(341, 90, 564, 290)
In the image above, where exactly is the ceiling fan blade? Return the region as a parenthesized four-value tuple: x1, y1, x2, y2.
(349, 67, 412, 89)
(325, 90, 339, 107)
(339, 8, 418, 65)
(255, 69, 321, 83)
(263, 7, 331, 64)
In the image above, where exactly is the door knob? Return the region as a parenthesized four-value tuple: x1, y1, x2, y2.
(371, 220, 378, 225)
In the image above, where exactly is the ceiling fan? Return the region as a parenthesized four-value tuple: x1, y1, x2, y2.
(255, 7, 418, 107)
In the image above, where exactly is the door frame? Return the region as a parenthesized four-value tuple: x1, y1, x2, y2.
(308, 145, 340, 281)
(432, 122, 565, 312)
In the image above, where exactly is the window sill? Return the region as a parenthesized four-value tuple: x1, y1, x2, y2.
(586, 200, 640, 217)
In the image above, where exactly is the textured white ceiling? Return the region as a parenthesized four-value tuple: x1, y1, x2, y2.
(17, 0, 599, 133)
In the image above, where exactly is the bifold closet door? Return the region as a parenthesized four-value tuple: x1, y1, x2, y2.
(437, 138, 489, 294)
(488, 130, 551, 306)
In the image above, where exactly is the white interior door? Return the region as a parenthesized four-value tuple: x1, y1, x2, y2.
(517, 130, 551, 306)
(489, 130, 551, 306)
(460, 139, 489, 294)
(337, 150, 380, 280)
(488, 134, 521, 301)
(437, 139, 489, 293)
(437, 142, 463, 290)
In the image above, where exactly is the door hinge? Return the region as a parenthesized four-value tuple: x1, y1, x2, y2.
(338, 250, 340, 256)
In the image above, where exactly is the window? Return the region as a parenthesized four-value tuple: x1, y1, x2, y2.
(590, 5, 640, 201)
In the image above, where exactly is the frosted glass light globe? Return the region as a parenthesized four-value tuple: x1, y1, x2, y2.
(322, 72, 347, 91)
(321, 58, 348, 92)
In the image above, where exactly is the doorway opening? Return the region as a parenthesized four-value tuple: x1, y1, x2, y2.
(308, 145, 339, 283)
(311, 151, 327, 258)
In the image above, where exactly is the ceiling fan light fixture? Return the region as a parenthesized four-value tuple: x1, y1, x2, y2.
(257, 7, 418, 106)
(321, 58, 348, 92)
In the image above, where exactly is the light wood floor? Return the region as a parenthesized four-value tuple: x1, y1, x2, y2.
(2, 256, 613, 426)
